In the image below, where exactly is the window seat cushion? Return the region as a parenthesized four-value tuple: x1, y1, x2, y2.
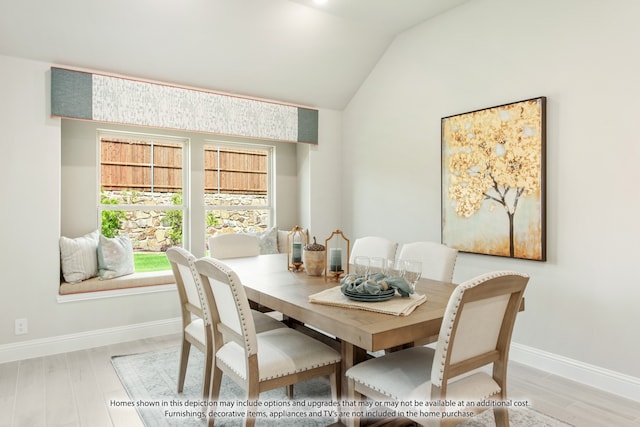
(59, 270, 175, 295)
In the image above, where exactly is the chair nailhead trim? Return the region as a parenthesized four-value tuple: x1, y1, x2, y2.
(434, 270, 528, 385)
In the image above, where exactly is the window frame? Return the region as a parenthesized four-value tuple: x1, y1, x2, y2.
(203, 139, 276, 239)
(97, 129, 190, 254)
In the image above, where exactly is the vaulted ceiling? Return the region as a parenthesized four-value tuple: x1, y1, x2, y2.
(0, 0, 468, 110)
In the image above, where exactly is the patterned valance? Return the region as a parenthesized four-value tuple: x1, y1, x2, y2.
(50, 67, 318, 144)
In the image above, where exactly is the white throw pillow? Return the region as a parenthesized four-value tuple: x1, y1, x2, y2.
(253, 227, 279, 254)
(97, 234, 135, 279)
(60, 230, 99, 283)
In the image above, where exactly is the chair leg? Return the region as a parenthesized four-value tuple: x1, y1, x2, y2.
(441, 417, 459, 427)
(332, 363, 341, 402)
(245, 383, 259, 427)
(329, 366, 341, 424)
(208, 366, 223, 427)
(494, 407, 509, 427)
(202, 347, 213, 402)
(177, 338, 191, 392)
(347, 378, 361, 427)
(286, 384, 294, 399)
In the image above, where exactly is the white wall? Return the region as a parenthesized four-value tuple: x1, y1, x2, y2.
(0, 54, 342, 361)
(0, 55, 181, 352)
(342, 0, 640, 387)
(0, 55, 62, 345)
(298, 109, 343, 242)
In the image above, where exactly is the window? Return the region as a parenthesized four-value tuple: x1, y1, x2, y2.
(203, 142, 274, 242)
(98, 131, 188, 272)
(60, 119, 295, 297)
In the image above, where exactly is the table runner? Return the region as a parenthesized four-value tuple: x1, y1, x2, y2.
(309, 286, 427, 316)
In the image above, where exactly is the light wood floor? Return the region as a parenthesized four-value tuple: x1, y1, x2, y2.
(1, 334, 639, 427)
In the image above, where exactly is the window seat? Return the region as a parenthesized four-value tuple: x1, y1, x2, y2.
(59, 270, 175, 295)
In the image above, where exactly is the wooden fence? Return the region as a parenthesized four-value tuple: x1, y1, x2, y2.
(203, 146, 267, 194)
(100, 138, 267, 194)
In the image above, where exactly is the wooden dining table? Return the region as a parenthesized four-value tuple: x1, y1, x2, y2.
(220, 253, 458, 394)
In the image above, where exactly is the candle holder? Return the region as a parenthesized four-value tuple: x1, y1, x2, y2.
(287, 226, 308, 272)
(324, 229, 350, 281)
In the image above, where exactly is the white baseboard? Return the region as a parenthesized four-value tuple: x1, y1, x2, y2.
(511, 342, 640, 402)
(3, 324, 638, 402)
(0, 317, 182, 364)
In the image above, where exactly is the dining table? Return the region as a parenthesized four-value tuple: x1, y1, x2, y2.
(220, 253, 458, 395)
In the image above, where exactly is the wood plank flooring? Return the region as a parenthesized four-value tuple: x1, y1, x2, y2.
(1, 334, 638, 427)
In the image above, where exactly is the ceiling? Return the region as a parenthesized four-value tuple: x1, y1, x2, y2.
(0, 0, 468, 110)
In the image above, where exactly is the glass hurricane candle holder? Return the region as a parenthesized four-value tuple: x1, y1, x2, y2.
(324, 229, 350, 281)
(287, 226, 308, 272)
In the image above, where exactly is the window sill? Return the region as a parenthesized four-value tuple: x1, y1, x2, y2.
(57, 270, 176, 303)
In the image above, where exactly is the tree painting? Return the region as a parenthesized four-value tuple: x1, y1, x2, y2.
(442, 97, 545, 260)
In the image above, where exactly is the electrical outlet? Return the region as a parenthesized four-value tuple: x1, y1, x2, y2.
(14, 318, 28, 335)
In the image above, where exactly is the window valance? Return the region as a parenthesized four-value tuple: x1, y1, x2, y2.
(50, 67, 318, 144)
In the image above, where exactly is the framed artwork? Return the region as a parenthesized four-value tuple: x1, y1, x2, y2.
(441, 97, 546, 261)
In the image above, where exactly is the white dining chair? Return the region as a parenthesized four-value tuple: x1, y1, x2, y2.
(209, 231, 284, 318)
(394, 241, 458, 347)
(397, 241, 458, 282)
(346, 271, 529, 427)
(208, 233, 260, 259)
(194, 257, 342, 427)
(166, 247, 205, 395)
(166, 247, 286, 400)
(346, 236, 400, 357)
(349, 236, 398, 264)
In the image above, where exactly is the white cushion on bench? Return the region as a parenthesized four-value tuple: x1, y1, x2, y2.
(59, 270, 175, 295)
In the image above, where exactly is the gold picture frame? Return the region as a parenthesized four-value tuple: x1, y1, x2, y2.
(441, 97, 546, 261)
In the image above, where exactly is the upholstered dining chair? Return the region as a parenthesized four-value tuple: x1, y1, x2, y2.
(346, 271, 529, 427)
(397, 241, 458, 283)
(166, 247, 206, 394)
(208, 233, 260, 259)
(391, 241, 459, 348)
(166, 247, 286, 399)
(349, 236, 398, 264)
(209, 231, 283, 318)
(194, 257, 342, 427)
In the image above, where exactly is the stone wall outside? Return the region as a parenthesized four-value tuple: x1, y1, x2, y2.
(103, 191, 268, 251)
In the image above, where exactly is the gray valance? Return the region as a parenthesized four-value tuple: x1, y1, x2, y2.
(51, 67, 318, 144)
